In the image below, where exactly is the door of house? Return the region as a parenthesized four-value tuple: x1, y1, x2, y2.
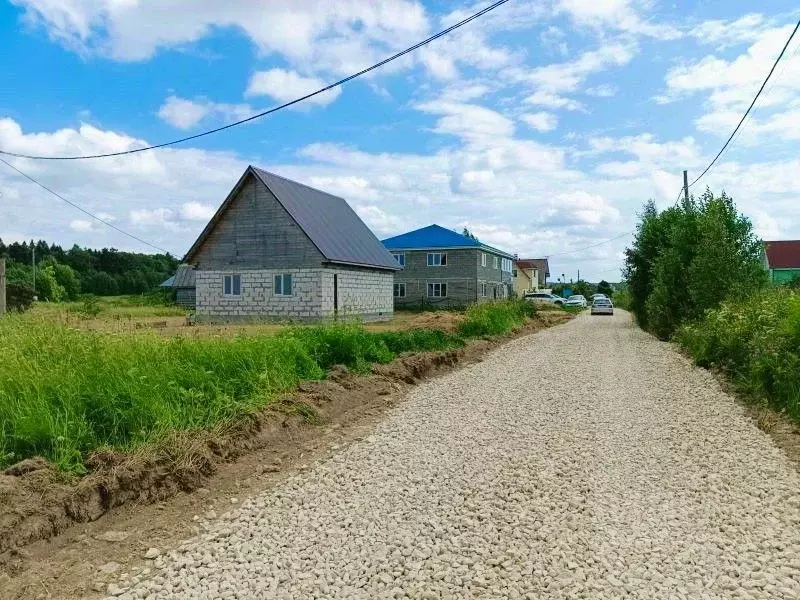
(333, 274, 339, 319)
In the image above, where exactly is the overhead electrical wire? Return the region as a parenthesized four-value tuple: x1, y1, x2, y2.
(545, 231, 632, 259)
(0, 157, 174, 254)
(0, 0, 512, 162)
(678, 17, 800, 199)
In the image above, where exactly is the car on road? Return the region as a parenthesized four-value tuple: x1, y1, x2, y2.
(524, 292, 565, 306)
(564, 295, 588, 308)
(591, 297, 614, 315)
(591, 293, 608, 301)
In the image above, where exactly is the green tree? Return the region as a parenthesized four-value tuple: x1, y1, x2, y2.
(36, 265, 66, 302)
(597, 280, 614, 297)
(53, 263, 81, 300)
(462, 227, 479, 242)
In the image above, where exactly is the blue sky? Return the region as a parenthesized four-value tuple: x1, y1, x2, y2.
(1, 0, 799, 281)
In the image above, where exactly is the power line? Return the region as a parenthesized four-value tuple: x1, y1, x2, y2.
(0, 0, 512, 162)
(545, 231, 632, 259)
(0, 157, 174, 254)
(684, 17, 800, 192)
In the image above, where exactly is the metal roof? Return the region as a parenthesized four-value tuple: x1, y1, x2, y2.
(173, 264, 196, 288)
(159, 275, 175, 288)
(184, 166, 398, 270)
(382, 224, 514, 258)
(251, 168, 400, 271)
(764, 240, 800, 269)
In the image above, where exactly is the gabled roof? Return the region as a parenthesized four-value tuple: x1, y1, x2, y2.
(516, 258, 550, 276)
(764, 240, 800, 269)
(184, 166, 399, 271)
(381, 224, 514, 258)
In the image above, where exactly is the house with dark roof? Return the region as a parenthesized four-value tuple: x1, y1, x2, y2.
(763, 240, 800, 284)
(183, 166, 400, 322)
(514, 258, 549, 294)
(382, 224, 514, 308)
(160, 264, 197, 309)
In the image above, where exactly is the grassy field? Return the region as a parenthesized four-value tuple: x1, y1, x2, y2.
(0, 299, 540, 472)
(675, 287, 800, 421)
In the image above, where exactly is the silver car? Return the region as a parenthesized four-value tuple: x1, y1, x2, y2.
(591, 297, 614, 315)
(524, 292, 565, 306)
(564, 295, 587, 308)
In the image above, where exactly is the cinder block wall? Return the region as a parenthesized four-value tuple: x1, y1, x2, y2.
(195, 268, 393, 322)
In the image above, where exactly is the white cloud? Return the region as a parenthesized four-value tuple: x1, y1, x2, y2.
(180, 202, 216, 221)
(11, 0, 429, 68)
(246, 69, 340, 107)
(555, 0, 681, 40)
(663, 22, 800, 143)
(521, 112, 558, 132)
(586, 84, 617, 97)
(69, 219, 93, 232)
(524, 91, 584, 111)
(415, 100, 515, 144)
(690, 13, 770, 48)
(157, 95, 253, 130)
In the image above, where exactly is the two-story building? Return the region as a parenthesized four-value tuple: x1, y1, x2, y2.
(382, 224, 514, 308)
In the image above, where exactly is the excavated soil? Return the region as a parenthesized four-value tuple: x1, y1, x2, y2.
(0, 313, 570, 576)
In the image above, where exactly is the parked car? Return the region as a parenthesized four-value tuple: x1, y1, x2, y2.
(524, 292, 565, 306)
(591, 293, 608, 301)
(564, 295, 588, 308)
(591, 297, 614, 315)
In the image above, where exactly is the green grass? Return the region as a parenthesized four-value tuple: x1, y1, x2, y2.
(675, 287, 800, 420)
(0, 300, 531, 472)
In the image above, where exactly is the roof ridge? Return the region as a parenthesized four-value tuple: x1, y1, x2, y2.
(251, 166, 346, 203)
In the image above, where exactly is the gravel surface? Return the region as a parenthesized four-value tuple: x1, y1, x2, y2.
(115, 311, 800, 599)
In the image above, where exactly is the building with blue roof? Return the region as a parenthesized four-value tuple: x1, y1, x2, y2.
(381, 224, 515, 308)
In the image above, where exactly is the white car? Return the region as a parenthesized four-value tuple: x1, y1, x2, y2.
(591, 297, 614, 315)
(591, 293, 608, 301)
(524, 292, 565, 306)
(564, 295, 587, 308)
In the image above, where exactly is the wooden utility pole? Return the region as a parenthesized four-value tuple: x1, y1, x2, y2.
(683, 170, 689, 204)
(0, 259, 6, 315)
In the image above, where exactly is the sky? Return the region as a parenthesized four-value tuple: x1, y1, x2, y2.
(0, 0, 799, 282)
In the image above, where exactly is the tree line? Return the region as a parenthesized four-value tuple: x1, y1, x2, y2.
(0, 239, 178, 305)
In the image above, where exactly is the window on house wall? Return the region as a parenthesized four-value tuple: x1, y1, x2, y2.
(427, 282, 447, 297)
(427, 253, 447, 266)
(480, 282, 487, 297)
(274, 273, 293, 296)
(392, 253, 405, 267)
(493, 256, 499, 269)
(500, 258, 512, 272)
(481, 253, 487, 267)
(223, 274, 241, 296)
(393, 283, 406, 298)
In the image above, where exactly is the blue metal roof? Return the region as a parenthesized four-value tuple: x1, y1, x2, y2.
(382, 224, 513, 258)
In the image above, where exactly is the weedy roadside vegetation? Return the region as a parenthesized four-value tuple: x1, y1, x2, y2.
(0, 299, 539, 473)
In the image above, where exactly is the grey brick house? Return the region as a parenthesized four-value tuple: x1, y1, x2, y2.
(183, 166, 400, 322)
(382, 224, 514, 308)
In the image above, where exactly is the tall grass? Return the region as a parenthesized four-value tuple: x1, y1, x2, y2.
(675, 287, 800, 420)
(0, 300, 534, 472)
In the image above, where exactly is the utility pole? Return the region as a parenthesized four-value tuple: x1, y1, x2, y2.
(577, 268, 580, 282)
(683, 170, 689, 204)
(32, 244, 36, 297)
(0, 259, 6, 315)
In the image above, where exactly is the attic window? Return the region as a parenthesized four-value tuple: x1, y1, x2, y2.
(223, 274, 241, 296)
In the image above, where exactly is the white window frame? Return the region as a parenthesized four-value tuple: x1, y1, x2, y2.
(394, 283, 406, 298)
(274, 273, 293, 296)
(427, 282, 447, 298)
(480, 282, 487, 297)
(392, 253, 406, 267)
(481, 253, 487, 267)
(427, 252, 447, 267)
(223, 274, 241, 297)
(493, 256, 499, 270)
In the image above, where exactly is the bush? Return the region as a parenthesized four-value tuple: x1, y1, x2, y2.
(6, 282, 35, 312)
(458, 299, 536, 338)
(675, 288, 800, 420)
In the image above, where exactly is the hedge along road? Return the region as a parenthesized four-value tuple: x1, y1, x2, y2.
(118, 311, 800, 599)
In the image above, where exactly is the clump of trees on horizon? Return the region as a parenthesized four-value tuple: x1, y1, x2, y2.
(0, 239, 178, 304)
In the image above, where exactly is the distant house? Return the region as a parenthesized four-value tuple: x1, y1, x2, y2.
(160, 264, 196, 309)
(183, 166, 400, 322)
(382, 224, 514, 308)
(763, 240, 800, 284)
(514, 258, 549, 295)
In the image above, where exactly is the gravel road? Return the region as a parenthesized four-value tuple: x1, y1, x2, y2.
(116, 311, 800, 599)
